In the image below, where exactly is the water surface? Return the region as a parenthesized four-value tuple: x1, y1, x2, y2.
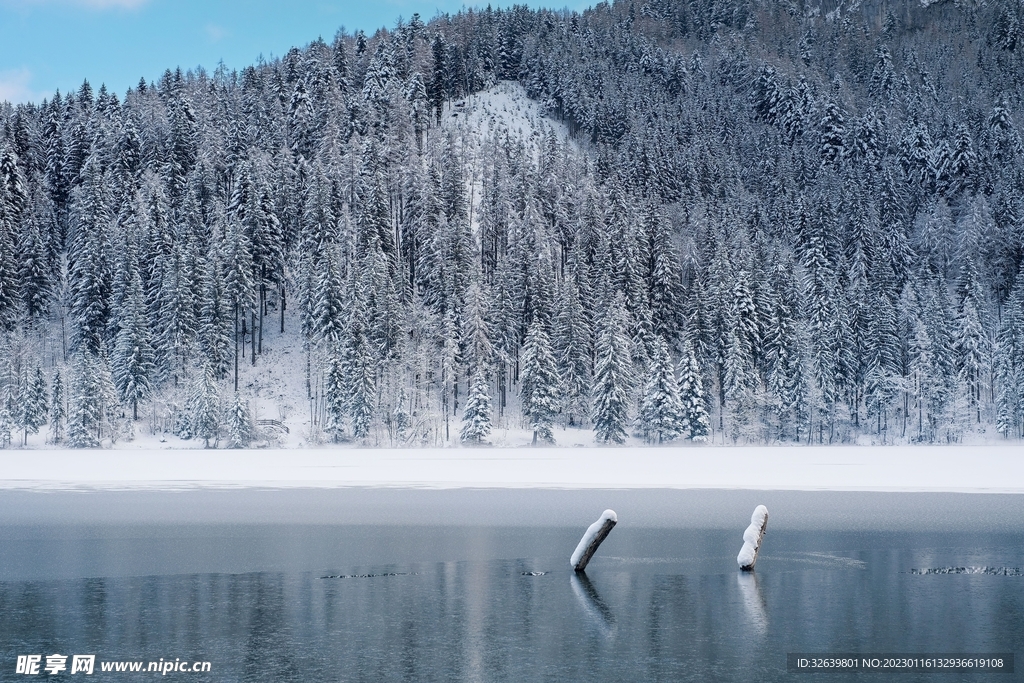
(0, 489, 1020, 681)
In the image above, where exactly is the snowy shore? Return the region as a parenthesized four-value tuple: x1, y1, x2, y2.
(0, 445, 1021, 493)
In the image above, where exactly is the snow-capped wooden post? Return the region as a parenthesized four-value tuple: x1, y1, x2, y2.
(571, 509, 617, 572)
(737, 505, 768, 571)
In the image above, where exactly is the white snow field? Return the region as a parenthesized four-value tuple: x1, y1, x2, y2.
(1, 444, 1022, 492)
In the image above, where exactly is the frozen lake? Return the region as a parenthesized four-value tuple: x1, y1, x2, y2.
(0, 489, 1021, 681)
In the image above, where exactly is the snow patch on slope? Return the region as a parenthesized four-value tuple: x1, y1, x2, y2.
(443, 80, 575, 156)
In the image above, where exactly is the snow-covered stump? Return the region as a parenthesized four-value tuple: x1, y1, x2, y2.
(571, 509, 617, 572)
(737, 505, 769, 571)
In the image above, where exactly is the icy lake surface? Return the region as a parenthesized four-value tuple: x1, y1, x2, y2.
(0, 489, 1021, 682)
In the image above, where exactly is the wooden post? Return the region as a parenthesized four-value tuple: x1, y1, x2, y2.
(737, 505, 768, 571)
(571, 509, 617, 573)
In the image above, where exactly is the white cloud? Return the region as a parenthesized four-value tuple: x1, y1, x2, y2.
(204, 23, 227, 43)
(0, 68, 48, 105)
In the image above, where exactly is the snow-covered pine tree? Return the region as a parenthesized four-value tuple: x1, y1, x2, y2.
(69, 158, 113, 354)
(645, 202, 682, 344)
(18, 366, 49, 445)
(324, 350, 347, 442)
(520, 319, 559, 445)
(819, 99, 846, 166)
(188, 363, 221, 448)
(312, 247, 346, 346)
(227, 391, 253, 448)
(592, 293, 633, 444)
(554, 270, 592, 427)
(112, 269, 154, 420)
(342, 301, 376, 441)
(0, 205, 18, 330)
(678, 339, 710, 442)
(198, 252, 233, 381)
(67, 351, 105, 448)
(18, 201, 52, 321)
(638, 336, 685, 443)
(460, 368, 493, 444)
(49, 369, 66, 444)
(392, 387, 410, 444)
(996, 269, 1024, 438)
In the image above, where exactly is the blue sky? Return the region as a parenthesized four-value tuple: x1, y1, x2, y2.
(0, 0, 587, 105)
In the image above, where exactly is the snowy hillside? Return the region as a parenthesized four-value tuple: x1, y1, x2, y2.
(2, 1, 1024, 451)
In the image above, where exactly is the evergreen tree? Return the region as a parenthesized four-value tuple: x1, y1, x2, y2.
(198, 254, 233, 380)
(638, 337, 685, 443)
(678, 339, 711, 442)
(227, 392, 253, 448)
(460, 368, 493, 443)
(520, 319, 559, 445)
(188, 363, 221, 448)
(592, 293, 633, 444)
(342, 302, 376, 441)
(0, 191, 22, 331)
(112, 269, 154, 419)
(18, 367, 49, 446)
(67, 351, 109, 448)
(554, 271, 592, 427)
(49, 369, 66, 444)
(324, 350, 347, 442)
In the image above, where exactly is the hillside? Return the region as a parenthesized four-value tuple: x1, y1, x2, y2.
(1, 0, 1024, 449)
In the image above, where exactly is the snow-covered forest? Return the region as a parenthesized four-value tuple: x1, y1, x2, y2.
(1, 0, 1023, 448)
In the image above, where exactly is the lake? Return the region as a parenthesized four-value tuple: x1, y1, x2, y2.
(0, 489, 1021, 681)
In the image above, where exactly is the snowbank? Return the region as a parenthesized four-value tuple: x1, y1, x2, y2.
(0, 445, 1022, 492)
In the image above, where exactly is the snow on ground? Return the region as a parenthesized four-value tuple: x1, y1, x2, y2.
(443, 80, 575, 155)
(1, 444, 1022, 493)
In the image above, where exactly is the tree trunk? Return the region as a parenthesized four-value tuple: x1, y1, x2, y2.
(280, 285, 286, 334)
(234, 303, 239, 393)
(258, 280, 265, 356)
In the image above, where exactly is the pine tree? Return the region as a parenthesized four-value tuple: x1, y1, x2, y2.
(0, 193, 22, 331)
(49, 369, 66, 444)
(198, 254, 233, 380)
(312, 248, 346, 346)
(819, 99, 846, 166)
(638, 337, 685, 443)
(69, 159, 113, 354)
(112, 270, 154, 420)
(324, 350, 347, 442)
(678, 339, 710, 442)
(188, 363, 221, 448)
(342, 309, 376, 441)
(520, 319, 559, 445)
(67, 351, 106, 448)
(592, 293, 633, 444)
(227, 392, 253, 448)
(554, 271, 592, 427)
(460, 368, 493, 444)
(17, 367, 49, 446)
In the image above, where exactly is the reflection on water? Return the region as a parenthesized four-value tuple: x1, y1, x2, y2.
(570, 572, 616, 638)
(1, 527, 1022, 682)
(736, 570, 767, 637)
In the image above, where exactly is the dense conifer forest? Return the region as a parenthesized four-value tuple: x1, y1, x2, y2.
(1, 0, 1023, 447)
